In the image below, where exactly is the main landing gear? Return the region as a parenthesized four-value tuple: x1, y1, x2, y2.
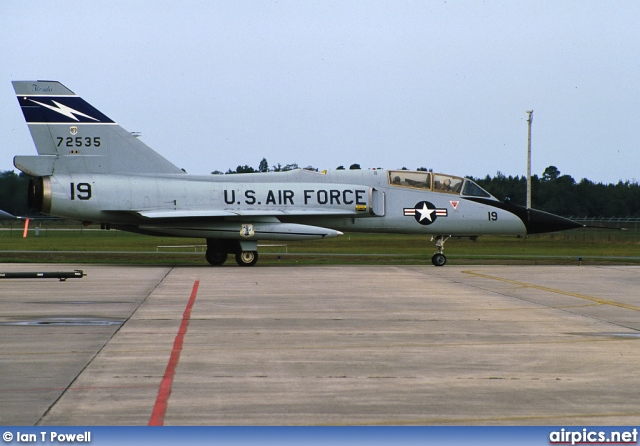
(206, 239, 259, 267)
(235, 250, 258, 267)
(430, 235, 450, 266)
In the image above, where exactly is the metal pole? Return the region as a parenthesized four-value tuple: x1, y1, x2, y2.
(526, 110, 533, 209)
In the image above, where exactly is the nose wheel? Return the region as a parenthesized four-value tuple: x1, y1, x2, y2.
(430, 235, 450, 266)
(431, 253, 447, 266)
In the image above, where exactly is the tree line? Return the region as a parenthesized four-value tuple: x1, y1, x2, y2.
(213, 158, 365, 174)
(0, 164, 638, 218)
(471, 166, 640, 218)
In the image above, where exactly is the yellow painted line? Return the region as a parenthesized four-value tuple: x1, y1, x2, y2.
(462, 270, 640, 312)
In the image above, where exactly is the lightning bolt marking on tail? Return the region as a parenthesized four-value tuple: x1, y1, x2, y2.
(28, 99, 99, 122)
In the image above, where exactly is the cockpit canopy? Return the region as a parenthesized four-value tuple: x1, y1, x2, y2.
(387, 170, 493, 198)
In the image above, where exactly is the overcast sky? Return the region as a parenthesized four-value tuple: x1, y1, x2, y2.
(2, 1, 639, 184)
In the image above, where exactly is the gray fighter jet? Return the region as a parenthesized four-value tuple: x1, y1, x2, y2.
(11, 80, 581, 266)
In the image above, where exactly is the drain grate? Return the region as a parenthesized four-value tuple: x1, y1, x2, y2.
(0, 317, 123, 326)
(570, 332, 640, 339)
(602, 332, 640, 338)
(0, 270, 85, 281)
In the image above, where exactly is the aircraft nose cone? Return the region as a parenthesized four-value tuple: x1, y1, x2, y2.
(525, 208, 583, 234)
(463, 197, 583, 235)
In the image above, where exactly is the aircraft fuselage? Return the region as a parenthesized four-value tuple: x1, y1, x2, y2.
(34, 169, 529, 240)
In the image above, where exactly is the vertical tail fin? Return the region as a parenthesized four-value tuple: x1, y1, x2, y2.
(12, 80, 183, 175)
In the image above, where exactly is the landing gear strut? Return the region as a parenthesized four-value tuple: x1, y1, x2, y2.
(430, 235, 450, 266)
(206, 239, 259, 267)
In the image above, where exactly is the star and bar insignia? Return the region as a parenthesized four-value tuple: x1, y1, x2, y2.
(403, 201, 448, 225)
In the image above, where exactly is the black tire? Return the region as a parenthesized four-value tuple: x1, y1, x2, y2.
(236, 251, 258, 266)
(206, 250, 227, 266)
(431, 253, 447, 266)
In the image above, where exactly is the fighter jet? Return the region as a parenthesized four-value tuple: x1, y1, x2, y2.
(11, 80, 581, 266)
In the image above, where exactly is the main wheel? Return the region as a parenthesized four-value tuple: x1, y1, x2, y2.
(431, 253, 447, 266)
(206, 250, 227, 266)
(236, 250, 258, 266)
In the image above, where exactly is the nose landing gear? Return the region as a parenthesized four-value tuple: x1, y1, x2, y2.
(430, 235, 450, 266)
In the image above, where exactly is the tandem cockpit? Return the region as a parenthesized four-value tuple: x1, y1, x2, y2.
(387, 170, 493, 198)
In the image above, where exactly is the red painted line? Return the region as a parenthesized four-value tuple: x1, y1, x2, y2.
(148, 280, 200, 426)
